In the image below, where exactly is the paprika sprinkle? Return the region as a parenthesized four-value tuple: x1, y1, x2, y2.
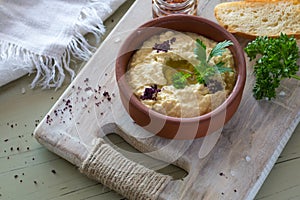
(152, 0, 198, 18)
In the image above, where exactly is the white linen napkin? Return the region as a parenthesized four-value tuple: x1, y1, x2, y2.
(0, 0, 126, 88)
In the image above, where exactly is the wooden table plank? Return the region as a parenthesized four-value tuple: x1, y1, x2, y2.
(0, 1, 137, 200)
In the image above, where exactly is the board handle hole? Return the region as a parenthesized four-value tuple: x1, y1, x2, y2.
(103, 133, 188, 180)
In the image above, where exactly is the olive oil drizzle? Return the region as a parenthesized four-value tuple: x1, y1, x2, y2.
(163, 59, 197, 85)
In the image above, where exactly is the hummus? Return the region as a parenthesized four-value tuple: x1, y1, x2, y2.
(127, 31, 236, 118)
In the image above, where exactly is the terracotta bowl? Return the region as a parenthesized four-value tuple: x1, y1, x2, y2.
(115, 14, 246, 140)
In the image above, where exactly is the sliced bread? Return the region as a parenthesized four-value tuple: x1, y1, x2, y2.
(214, 1, 300, 38)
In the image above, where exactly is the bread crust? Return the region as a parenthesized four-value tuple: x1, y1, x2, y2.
(214, 1, 300, 38)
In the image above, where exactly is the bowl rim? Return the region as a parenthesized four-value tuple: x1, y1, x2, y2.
(116, 14, 246, 124)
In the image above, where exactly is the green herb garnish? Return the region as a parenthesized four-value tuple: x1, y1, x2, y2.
(244, 33, 300, 100)
(172, 72, 191, 89)
(207, 40, 234, 63)
(171, 39, 233, 89)
(194, 39, 233, 84)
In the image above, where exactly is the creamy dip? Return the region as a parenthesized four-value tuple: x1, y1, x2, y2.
(127, 31, 236, 118)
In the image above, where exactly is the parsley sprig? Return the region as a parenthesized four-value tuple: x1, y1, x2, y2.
(172, 72, 191, 89)
(194, 39, 233, 84)
(172, 39, 233, 89)
(244, 33, 300, 100)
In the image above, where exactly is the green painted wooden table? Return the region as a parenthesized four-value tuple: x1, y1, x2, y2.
(1, 1, 300, 199)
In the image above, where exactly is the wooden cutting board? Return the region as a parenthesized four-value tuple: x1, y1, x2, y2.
(34, 0, 300, 199)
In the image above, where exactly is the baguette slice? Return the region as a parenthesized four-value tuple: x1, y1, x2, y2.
(214, 1, 300, 38)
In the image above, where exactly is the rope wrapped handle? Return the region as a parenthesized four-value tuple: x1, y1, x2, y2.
(80, 138, 172, 200)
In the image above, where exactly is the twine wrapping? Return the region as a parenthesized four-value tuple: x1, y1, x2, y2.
(80, 138, 172, 200)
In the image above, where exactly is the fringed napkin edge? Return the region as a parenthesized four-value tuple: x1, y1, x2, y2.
(0, 1, 112, 89)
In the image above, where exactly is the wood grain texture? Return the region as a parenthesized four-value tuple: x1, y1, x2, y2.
(0, 1, 136, 200)
(33, 0, 300, 200)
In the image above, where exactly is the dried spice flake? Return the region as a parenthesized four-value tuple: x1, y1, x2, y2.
(153, 37, 176, 53)
(140, 85, 161, 100)
(206, 79, 224, 93)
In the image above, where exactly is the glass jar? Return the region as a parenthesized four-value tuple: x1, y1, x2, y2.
(152, 0, 198, 18)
